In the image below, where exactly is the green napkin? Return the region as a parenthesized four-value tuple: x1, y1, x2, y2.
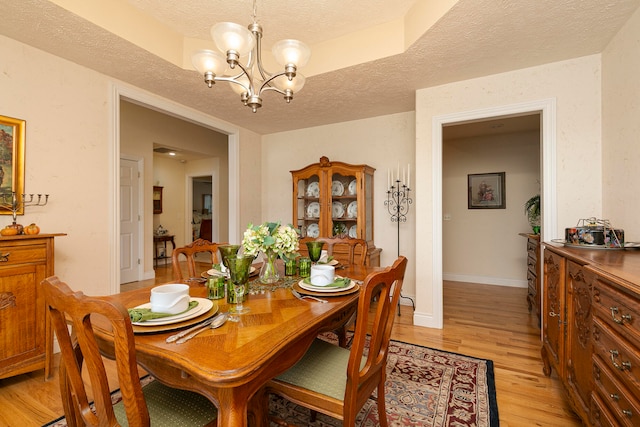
(303, 277, 351, 289)
(128, 300, 199, 323)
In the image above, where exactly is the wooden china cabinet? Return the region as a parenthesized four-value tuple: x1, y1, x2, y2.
(291, 156, 380, 266)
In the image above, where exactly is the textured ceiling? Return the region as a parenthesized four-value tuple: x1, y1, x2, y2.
(1, 0, 639, 135)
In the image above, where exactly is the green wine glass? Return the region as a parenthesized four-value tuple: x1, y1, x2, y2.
(306, 241, 325, 264)
(226, 254, 253, 321)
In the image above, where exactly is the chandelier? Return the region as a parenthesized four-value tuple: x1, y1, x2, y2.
(191, 1, 311, 113)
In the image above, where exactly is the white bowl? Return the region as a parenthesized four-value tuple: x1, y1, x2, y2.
(150, 284, 190, 314)
(310, 264, 335, 287)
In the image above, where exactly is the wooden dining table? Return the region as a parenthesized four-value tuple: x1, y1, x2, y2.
(92, 264, 377, 427)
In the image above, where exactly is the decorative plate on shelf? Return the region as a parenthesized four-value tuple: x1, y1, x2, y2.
(348, 179, 357, 195)
(307, 223, 320, 238)
(306, 202, 321, 218)
(331, 180, 344, 196)
(347, 201, 358, 218)
(306, 182, 320, 198)
(332, 201, 345, 218)
(349, 225, 357, 238)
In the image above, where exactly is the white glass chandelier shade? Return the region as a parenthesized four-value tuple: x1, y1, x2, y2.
(211, 22, 255, 57)
(191, 49, 227, 77)
(191, 5, 311, 113)
(272, 73, 306, 92)
(272, 39, 311, 68)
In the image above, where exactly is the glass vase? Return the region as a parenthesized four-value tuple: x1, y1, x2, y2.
(259, 249, 280, 284)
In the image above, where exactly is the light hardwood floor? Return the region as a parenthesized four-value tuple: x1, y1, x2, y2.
(0, 263, 583, 426)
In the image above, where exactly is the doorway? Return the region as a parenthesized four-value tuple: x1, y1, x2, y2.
(192, 175, 213, 242)
(424, 98, 557, 329)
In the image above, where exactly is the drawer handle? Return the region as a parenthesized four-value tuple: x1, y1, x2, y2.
(622, 409, 633, 418)
(610, 306, 632, 324)
(610, 349, 632, 371)
(610, 393, 620, 401)
(0, 252, 9, 262)
(0, 292, 16, 310)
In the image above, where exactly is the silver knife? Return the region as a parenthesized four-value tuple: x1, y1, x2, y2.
(165, 317, 216, 343)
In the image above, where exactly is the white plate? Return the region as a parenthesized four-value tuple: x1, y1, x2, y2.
(331, 180, 344, 196)
(347, 201, 358, 218)
(208, 267, 255, 276)
(348, 179, 357, 195)
(306, 182, 320, 197)
(332, 201, 345, 218)
(132, 298, 214, 326)
(307, 223, 320, 238)
(318, 259, 339, 266)
(307, 202, 321, 218)
(349, 225, 357, 238)
(298, 277, 356, 293)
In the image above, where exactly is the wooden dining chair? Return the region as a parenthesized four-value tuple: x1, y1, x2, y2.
(42, 276, 218, 427)
(171, 238, 225, 281)
(264, 256, 408, 427)
(315, 236, 368, 266)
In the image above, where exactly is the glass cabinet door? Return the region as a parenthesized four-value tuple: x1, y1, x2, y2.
(294, 172, 322, 238)
(329, 171, 358, 238)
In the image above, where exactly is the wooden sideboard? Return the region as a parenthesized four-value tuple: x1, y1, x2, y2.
(520, 233, 540, 324)
(0, 234, 64, 380)
(541, 243, 640, 426)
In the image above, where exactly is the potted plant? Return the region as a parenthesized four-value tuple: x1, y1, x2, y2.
(524, 194, 541, 234)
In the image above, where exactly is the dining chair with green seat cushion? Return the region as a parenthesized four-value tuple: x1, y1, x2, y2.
(265, 256, 408, 427)
(112, 380, 217, 427)
(42, 275, 218, 427)
(315, 236, 368, 267)
(171, 238, 225, 282)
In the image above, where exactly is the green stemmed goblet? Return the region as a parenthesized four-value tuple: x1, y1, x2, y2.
(226, 254, 253, 321)
(218, 244, 241, 273)
(306, 241, 325, 264)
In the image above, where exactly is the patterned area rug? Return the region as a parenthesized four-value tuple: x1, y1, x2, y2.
(44, 338, 498, 427)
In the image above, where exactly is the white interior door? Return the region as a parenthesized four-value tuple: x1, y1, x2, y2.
(120, 158, 141, 284)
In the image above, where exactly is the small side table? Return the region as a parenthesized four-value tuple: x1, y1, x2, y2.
(153, 234, 175, 268)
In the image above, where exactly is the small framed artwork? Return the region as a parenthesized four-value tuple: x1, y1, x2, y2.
(0, 115, 26, 215)
(468, 172, 506, 209)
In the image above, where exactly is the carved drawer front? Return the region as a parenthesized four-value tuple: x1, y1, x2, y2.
(527, 239, 538, 256)
(527, 255, 537, 275)
(593, 280, 640, 348)
(592, 391, 625, 427)
(593, 317, 640, 398)
(0, 244, 47, 266)
(593, 354, 640, 426)
(527, 269, 536, 293)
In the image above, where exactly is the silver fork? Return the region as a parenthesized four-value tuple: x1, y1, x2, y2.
(292, 289, 327, 303)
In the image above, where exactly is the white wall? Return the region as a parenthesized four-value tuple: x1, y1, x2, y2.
(0, 34, 257, 295)
(262, 112, 417, 299)
(602, 6, 640, 239)
(1, 34, 113, 292)
(443, 130, 540, 286)
(416, 55, 602, 327)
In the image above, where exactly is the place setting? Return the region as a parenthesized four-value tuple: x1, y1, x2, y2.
(127, 283, 219, 334)
(293, 241, 360, 298)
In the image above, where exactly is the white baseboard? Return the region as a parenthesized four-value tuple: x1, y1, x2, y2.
(443, 273, 527, 288)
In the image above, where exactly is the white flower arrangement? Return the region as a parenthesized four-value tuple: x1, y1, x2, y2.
(242, 221, 299, 261)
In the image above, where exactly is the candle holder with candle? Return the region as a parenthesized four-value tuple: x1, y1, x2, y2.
(384, 164, 414, 314)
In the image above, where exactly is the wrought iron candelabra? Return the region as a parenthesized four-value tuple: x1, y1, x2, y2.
(0, 192, 49, 224)
(384, 179, 415, 313)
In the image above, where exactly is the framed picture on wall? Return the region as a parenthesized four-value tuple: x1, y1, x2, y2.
(0, 115, 26, 215)
(468, 172, 505, 209)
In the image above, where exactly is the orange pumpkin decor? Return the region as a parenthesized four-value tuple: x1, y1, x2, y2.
(0, 224, 20, 236)
(24, 223, 40, 235)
